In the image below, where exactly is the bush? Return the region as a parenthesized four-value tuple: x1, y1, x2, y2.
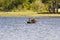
(0, 0, 48, 12)
(0, 0, 25, 11)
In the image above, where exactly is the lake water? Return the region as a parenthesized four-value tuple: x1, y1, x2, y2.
(0, 16, 60, 40)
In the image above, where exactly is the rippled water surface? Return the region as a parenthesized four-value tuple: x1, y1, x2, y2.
(0, 16, 60, 40)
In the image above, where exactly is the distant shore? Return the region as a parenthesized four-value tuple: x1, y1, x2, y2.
(0, 12, 60, 17)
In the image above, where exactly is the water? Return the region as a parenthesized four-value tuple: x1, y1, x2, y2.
(0, 16, 60, 40)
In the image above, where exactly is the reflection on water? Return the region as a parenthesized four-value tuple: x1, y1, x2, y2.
(0, 16, 60, 40)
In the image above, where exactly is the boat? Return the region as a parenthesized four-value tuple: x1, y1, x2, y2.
(27, 18, 36, 24)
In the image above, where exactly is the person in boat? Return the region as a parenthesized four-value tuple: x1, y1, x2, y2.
(27, 18, 36, 23)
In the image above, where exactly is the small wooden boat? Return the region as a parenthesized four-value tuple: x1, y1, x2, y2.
(27, 18, 36, 24)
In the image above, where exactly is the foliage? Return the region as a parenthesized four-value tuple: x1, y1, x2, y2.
(0, 0, 58, 12)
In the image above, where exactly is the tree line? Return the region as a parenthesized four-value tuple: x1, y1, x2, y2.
(0, 0, 59, 12)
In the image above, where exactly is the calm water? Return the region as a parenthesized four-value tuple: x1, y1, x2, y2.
(0, 16, 60, 40)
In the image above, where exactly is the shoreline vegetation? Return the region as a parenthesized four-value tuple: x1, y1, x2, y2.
(0, 0, 60, 16)
(0, 12, 60, 16)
